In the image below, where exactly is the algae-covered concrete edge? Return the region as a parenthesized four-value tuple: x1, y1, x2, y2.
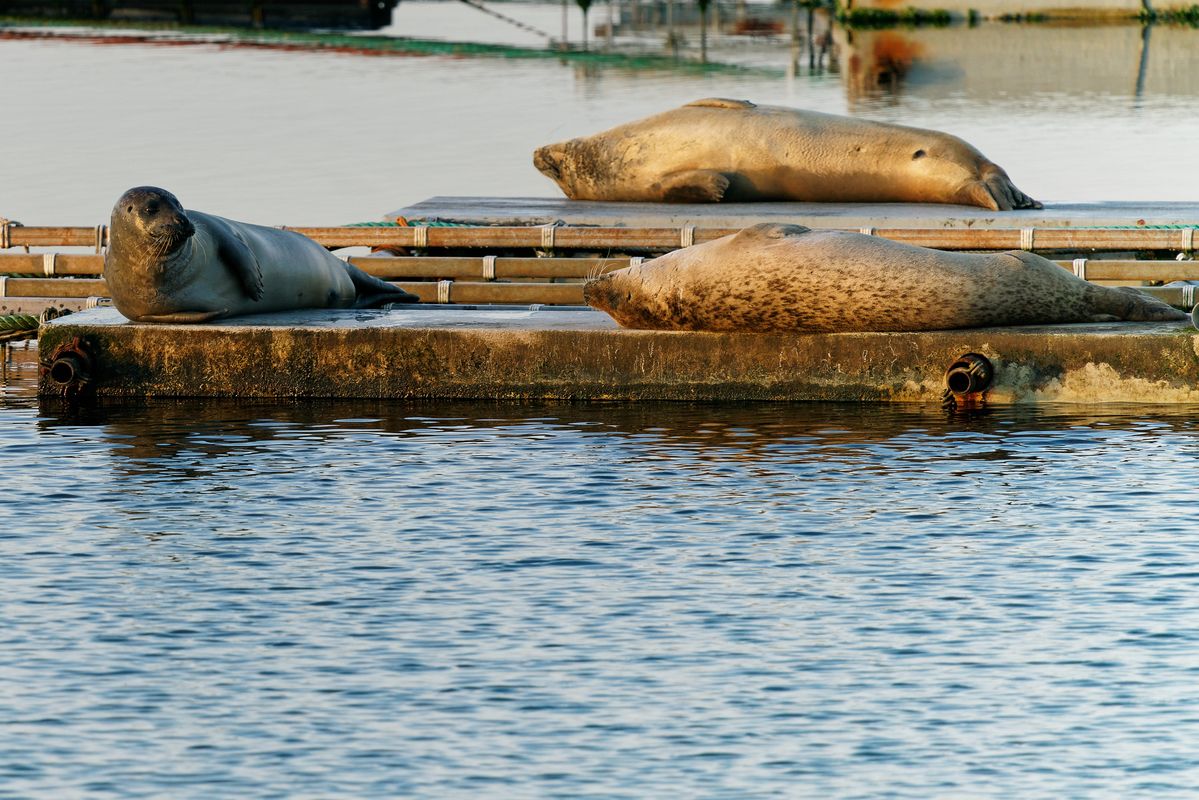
(35, 308, 1199, 404)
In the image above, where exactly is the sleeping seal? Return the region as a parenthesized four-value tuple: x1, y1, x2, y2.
(104, 186, 418, 323)
(534, 98, 1040, 211)
(583, 223, 1185, 332)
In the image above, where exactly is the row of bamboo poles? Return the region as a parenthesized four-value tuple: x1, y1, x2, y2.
(1, 222, 1196, 315)
(5, 223, 1199, 252)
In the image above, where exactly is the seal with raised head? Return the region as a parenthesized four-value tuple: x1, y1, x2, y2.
(584, 223, 1185, 332)
(535, 98, 1040, 211)
(104, 186, 419, 323)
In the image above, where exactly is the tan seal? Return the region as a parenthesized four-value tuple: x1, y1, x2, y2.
(104, 186, 418, 323)
(534, 98, 1040, 210)
(584, 223, 1185, 332)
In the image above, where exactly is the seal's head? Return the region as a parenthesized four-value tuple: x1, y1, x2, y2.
(533, 139, 615, 200)
(109, 186, 195, 260)
(533, 141, 573, 195)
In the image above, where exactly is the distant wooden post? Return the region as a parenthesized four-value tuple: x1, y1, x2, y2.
(577, 0, 593, 48)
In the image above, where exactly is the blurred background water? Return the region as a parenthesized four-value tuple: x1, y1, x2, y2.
(2, 3, 1199, 797)
(1, 2, 1197, 224)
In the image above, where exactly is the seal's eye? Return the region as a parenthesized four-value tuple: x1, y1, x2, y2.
(144, 203, 159, 215)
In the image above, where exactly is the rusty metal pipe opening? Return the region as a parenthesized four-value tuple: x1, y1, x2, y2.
(49, 355, 87, 388)
(945, 353, 994, 396)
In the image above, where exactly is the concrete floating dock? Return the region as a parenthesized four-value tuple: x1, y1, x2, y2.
(36, 306, 1199, 404)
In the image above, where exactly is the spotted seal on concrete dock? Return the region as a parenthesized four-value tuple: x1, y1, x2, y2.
(104, 186, 418, 323)
(534, 98, 1040, 211)
(583, 223, 1186, 332)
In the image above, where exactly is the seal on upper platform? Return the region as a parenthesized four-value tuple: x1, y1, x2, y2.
(534, 98, 1040, 211)
(103, 186, 418, 323)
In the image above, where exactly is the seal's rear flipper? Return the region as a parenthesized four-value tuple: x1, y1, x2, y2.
(344, 262, 419, 307)
(1111, 286, 1188, 322)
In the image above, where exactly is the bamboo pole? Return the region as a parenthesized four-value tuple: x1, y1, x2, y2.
(350, 256, 630, 280)
(394, 281, 585, 305)
(0, 253, 104, 275)
(5, 223, 1197, 253)
(5, 252, 1199, 284)
(0, 298, 97, 315)
(0, 278, 107, 298)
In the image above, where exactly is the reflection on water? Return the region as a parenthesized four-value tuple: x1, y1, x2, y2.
(5, 394, 1199, 795)
(834, 23, 1199, 107)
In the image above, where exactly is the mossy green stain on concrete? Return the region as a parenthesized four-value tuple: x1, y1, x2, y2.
(36, 307, 1199, 404)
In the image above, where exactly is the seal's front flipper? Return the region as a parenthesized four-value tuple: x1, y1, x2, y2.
(217, 230, 264, 301)
(655, 170, 730, 203)
(345, 262, 419, 308)
(134, 310, 227, 323)
(961, 166, 1042, 211)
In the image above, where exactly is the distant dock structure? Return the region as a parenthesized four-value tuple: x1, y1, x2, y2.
(0, 1, 399, 30)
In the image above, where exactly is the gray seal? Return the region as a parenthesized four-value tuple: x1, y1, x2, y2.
(104, 186, 418, 323)
(535, 98, 1040, 211)
(584, 223, 1186, 332)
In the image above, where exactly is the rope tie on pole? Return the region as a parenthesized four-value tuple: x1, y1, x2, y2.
(0, 218, 20, 250)
(482, 255, 496, 280)
(629, 256, 644, 268)
(1183, 227, 1195, 254)
(43, 253, 57, 277)
(437, 279, 452, 304)
(541, 222, 558, 251)
(95, 225, 107, 253)
(0, 277, 7, 297)
(680, 224, 695, 248)
(1020, 227, 1035, 251)
(1184, 284, 1197, 309)
(412, 225, 429, 249)
(859, 227, 876, 236)
(1072, 258, 1087, 280)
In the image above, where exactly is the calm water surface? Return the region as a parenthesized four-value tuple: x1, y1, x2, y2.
(3, 9, 1199, 797)
(4, 346, 1199, 796)
(1, 9, 1198, 223)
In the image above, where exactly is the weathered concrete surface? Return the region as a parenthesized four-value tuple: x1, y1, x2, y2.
(37, 306, 1199, 404)
(389, 197, 1199, 231)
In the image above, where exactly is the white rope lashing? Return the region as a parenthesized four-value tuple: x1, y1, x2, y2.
(482, 255, 496, 280)
(1020, 228, 1035, 251)
(859, 227, 876, 236)
(629, 256, 644, 268)
(680, 224, 695, 248)
(95, 224, 107, 253)
(43, 253, 56, 276)
(1183, 284, 1197, 308)
(0, 277, 7, 297)
(1183, 227, 1195, 253)
(541, 222, 558, 250)
(411, 225, 429, 249)
(437, 279, 452, 304)
(1072, 258, 1087, 280)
